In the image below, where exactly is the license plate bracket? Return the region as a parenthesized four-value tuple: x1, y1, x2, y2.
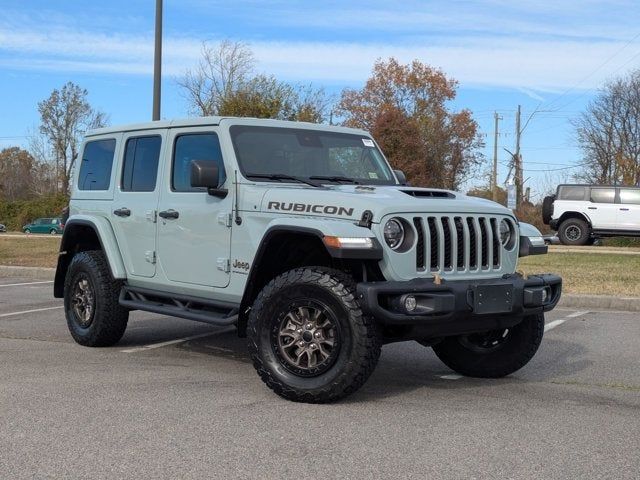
(473, 284, 514, 314)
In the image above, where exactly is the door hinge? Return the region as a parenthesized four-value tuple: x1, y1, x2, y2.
(146, 210, 157, 223)
(217, 257, 230, 273)
(145, 250, 157, 264)
(217, 212, 233, 227)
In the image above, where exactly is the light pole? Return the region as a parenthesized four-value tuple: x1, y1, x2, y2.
(152, 0, 163, 121)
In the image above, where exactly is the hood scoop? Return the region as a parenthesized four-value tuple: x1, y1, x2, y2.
(400, 189, 455, 199)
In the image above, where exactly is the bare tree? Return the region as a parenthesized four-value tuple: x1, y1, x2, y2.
(0, 147, 36, 201)
(178, 40, 255, 116)
(178, 40, 330, 122)
(574, 70, 640, 185)
(37, 82, 108, 193)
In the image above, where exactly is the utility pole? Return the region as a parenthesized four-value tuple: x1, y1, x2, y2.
(492, 112, 502, 202)
(514, 104, 522, 208)
(152, 0, 163, 121)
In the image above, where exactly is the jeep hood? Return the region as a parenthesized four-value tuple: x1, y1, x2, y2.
(258, 184, 514, 222)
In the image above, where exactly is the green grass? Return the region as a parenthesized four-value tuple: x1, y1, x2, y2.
(1, 236, 638, 297)
(519, 252, 640, 296)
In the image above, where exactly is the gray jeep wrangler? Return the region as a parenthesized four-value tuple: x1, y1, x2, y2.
(54, 117, 561, 402)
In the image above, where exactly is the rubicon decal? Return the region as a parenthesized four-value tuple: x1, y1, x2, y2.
(267, 201, 354, 217)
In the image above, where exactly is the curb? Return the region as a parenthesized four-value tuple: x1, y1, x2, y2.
(559, 294, 640, 312)
(0, 265, 55, 280)
(1, 265, 639, 312)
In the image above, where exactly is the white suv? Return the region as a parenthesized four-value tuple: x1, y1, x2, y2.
(543, 184, 640, 245)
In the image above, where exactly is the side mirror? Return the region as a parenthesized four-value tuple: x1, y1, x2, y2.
(394, 169, 408, 186)
(190, 160, 227, 198)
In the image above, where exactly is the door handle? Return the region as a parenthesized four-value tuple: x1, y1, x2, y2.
(587, 207, 597, 210)
(159, 209, 180, 219)
(620, 208, 630, 211)
(113, 207, 131, 217)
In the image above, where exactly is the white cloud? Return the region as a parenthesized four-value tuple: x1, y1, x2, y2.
(0, 25, 638, 93)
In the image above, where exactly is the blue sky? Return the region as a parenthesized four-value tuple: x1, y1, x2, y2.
(1, 0, 640, 198)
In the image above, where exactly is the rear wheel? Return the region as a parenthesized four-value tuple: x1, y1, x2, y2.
(24, 228, 31, 234)
(64, 250, 129, 347)
(558, 218, 590, 245)
(50, 229, 57, 235)
(432, 314, 544, 378)
(247, 267, 381, 403)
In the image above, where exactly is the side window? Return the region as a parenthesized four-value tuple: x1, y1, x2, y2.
(619, 189, 640, 204)
(78, 139, 116, 191)
(590, 188, 615, 204)
(172, 133, 226, 192)
(121, 136, 162, 192)
(558, 186, 586, 201)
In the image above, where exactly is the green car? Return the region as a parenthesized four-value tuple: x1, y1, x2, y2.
(23, 217, 64, 235)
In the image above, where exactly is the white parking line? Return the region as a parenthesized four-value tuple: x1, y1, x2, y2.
(0, 306, 63, 318)
(121, 327, 234, 353)
(545, 311, 589, 332)
(440, 374, 463, 380)
(0, 281, 54, 288)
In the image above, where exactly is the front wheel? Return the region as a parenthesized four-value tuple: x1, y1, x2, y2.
(432, 314, 544, 378)
(24, 228, 31, 234)
(247, 267, 381, 403)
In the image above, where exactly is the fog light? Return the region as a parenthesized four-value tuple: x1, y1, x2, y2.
(404, 295, 417, 312)
(542, 287, 550, 303)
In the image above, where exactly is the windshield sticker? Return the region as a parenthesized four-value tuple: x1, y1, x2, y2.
(362, 139, 375, 147)
(368, 172, 379, 179)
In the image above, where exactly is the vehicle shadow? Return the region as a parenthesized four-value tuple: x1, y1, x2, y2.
(176, 331, 592, 403)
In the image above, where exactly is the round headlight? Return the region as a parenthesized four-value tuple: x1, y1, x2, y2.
(499, 219, 513, 246)
(384, 219, 405, 250)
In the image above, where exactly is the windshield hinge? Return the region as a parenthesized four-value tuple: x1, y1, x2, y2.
(218, 212, 233, 227)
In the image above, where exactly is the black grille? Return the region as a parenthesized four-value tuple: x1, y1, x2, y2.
(454, 217, 465, 270)
(467, 217, 477, 269)
(413, 217, 425, 271)
(427, 217, 438, 270)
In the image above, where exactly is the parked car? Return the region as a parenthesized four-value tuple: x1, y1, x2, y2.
(543, 184, 640, 245)
(54, 117, 561, 403)
(0, 223, 6, 233)
(23, 217, 64, 235)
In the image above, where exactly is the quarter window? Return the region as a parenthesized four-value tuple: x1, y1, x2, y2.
(78, 139, 116, 191)
(172, 133, 225, 192)
(121, 136, 161, 192)
(619, 188, 640, 205)
(558, 186, 586, 201)
(590, 188, 616, 204)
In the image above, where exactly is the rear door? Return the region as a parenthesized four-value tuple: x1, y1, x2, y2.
(156, 127, 232, 288)
(617, 188, 640, 230)
(110, 132, 164, 278)
(587, 187, 618, 229)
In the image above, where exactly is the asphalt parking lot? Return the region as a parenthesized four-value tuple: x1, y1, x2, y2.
(1, 276, 639, 479)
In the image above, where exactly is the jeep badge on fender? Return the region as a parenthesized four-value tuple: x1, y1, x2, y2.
(54, 117, 561, 403)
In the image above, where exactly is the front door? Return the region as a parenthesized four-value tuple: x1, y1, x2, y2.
(110, 133, 164, 278)
(156, 127, 232, 288)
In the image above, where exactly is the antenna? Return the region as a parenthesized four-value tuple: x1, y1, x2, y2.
(234, 170, 242, 225)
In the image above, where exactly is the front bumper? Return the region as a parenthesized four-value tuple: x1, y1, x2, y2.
(356, 273, 562, 337)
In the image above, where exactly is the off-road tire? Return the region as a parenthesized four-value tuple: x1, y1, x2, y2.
(247, 267, 381, 403)
(64, 250, 129, 347)
(432, 313, 544, 378)
(541, 195, 555, 225)
(558, 218, 590, 245)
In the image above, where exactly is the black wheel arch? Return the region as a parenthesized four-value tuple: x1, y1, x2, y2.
(54, 220, 108, 298)
(236, 226, 383, 337)
(557, 211, 591, 230)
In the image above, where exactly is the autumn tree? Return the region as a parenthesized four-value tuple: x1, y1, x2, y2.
(336, 58, 484, 189)
(574, 69, 640, 185)
(179, 40, 329, 122)
(0, 147, 37, 201)
(37, 82, 107, 193)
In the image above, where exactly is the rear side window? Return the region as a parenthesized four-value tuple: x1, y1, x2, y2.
(122, 136, 161, 192)
(558, 186, 586, 201)
(78, 139, 116, 191)
(172, 133, 225, 192)
(590, 188, 615, 204)
(620, 189, 640, 204)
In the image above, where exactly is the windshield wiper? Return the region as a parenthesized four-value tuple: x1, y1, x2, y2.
(309, 175, 360, 185)
(245, 173, 322, 188)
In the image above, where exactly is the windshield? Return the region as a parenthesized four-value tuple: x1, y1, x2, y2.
(230, 125, 396, 185)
